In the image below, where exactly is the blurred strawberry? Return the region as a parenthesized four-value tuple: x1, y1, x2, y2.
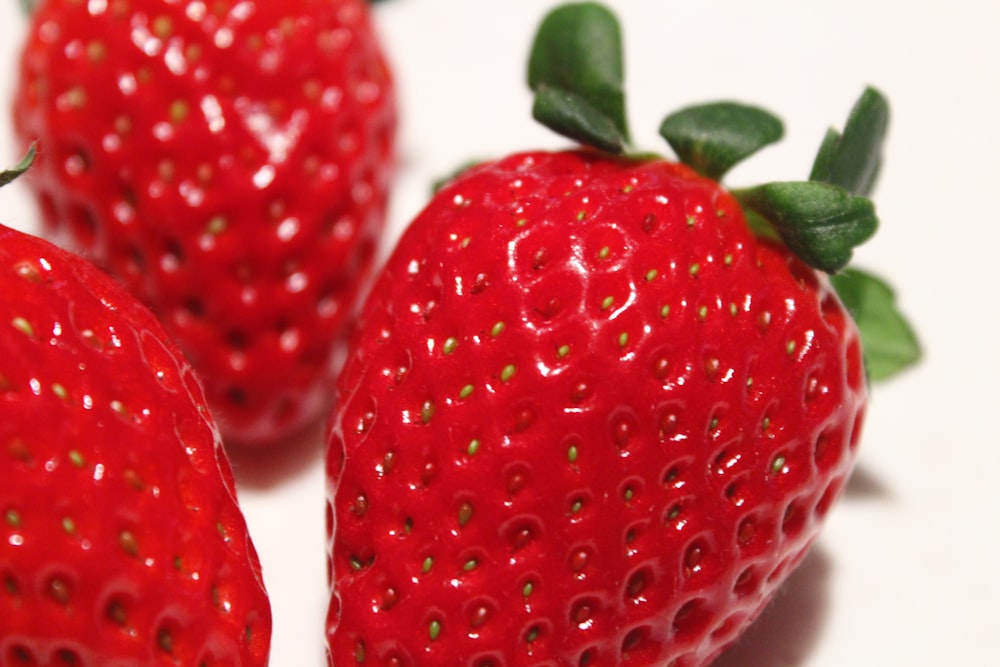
(1, 149, 271, 665)
(13, 0, 397, 445)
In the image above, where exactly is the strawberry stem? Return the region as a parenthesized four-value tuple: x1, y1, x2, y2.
(659, 102, 784, 181)
(528, 2, 630, 153)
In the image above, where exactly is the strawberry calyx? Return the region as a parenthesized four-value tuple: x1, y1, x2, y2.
(528, 1, 920, 380)
(528, 2, 877, 275)
(729, 85, 888, 273)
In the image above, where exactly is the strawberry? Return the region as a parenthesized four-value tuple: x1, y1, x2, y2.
(0, 150, 271, 665)
(324, 3, 918, 666)
(12, 0, 397, 445)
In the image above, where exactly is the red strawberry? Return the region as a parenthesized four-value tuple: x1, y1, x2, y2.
(324, 4, 918, 666)
(0, 150, 271, 665)
(12, 0, 397, 445)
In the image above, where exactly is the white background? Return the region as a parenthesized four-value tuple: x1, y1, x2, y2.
(1, 1, 998, 665)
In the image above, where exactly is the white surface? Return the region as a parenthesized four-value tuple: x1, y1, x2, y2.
(1, 1, 998, 665)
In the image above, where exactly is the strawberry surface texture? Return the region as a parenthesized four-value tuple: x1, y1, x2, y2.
(0, 222, 270, 665)
(325, 149, 868, 666)
(12, 0, 397, 445)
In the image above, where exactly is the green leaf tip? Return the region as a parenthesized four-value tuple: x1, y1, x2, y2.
(736, 181, 877, 274)
(830, 268, 921, 382)
(528, 2, 629, 153)
(660, 102, 784, 181)
(810, 86, 889, 197)
(0, 143, 37, 188)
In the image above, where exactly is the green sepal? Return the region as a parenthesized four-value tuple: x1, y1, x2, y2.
(432, 159, 484, 193)
(532, 85, 627, 154)
(810, 86, 889, 197)
(18, 0, 39, 14)
(659, 102, 784, 181)
(0, 143, 36, 188)
(528, 2, 630, 151)
(829, 268, 921, 382)
(743, 208, 780, 242)
(736, 181, 877, 274)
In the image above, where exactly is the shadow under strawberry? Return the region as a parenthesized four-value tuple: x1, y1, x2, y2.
(714, 458, 890, 666)
(227, 420, 325, 492)
(713, 547, 833, 667)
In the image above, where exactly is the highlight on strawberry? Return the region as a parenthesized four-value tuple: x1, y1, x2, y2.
(0, 150, 271, 665)
(12, 0, 397, 446)
(324, 3, 919, 666)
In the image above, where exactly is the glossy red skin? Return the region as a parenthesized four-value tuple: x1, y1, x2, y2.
(13, 0, 396, 445)
(326, 150, 867, 666)
(0, 225, 270, 665)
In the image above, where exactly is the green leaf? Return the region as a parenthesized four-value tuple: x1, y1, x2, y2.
(532, 85, 627, 154)
(528, 2, 630, 150)
(830, 268, 921, 381)
(659, 102, 784, 181)
(0, 143, 36, 188)
(736, 181, 877, 273)
(810, 86, 889, 197)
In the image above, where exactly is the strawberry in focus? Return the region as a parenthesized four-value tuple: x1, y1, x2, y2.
(328, 152, 866, 667)
(324, 4, 919, 666)
(0, 149, 270, 666)
(12, 0, 396, 445)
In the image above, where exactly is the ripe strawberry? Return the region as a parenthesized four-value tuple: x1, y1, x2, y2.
(324, 4, 918, 666)
(12, 0, 396, 445)
(0, 150, 271, 665)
